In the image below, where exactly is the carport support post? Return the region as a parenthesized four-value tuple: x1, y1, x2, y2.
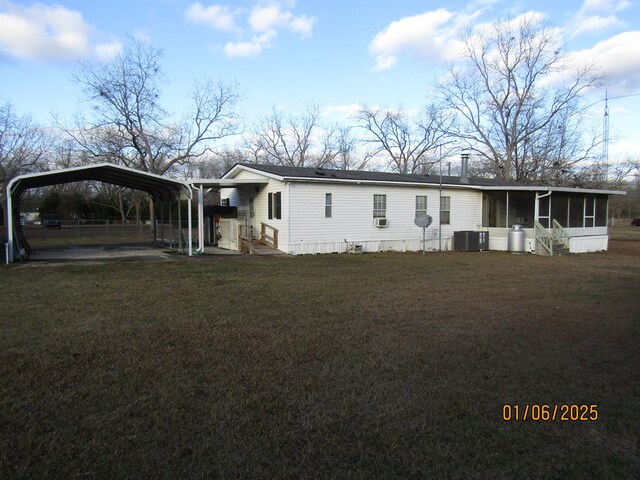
(169, 199, 173, 248)
(160, 199, 165, 246)
(177, 194, 182, 253)
(6, 182, 14, 263)
(187, 188, 193, 256)
(197, 185, 204, 253)
(152, 198, 157, 245)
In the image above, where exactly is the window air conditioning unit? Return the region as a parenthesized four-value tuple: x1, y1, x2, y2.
(374, 218, 388, 228)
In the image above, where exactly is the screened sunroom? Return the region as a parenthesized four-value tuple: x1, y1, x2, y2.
(481, 189, 616, 254)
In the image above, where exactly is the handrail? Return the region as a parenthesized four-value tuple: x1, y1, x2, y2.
(240, 225, 254, 254)
(260, 222, 279, 249)
(534, 220, 553, 256)
(552, 219, 571, 248)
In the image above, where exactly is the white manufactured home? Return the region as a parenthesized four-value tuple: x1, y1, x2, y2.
(3, 162, 624, 263)
(217, 163, 624, 256)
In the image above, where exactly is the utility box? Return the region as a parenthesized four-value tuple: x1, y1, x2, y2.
(453, 231, 489, 251)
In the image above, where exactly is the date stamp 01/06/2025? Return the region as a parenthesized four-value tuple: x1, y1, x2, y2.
(501, 404, 599, 422)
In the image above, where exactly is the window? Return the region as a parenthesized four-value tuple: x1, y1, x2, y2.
(440, 196, 450, 225)
(220, 198, 230, 207)
(325, 193, 332, 218)
(415, 195, 428, 218)
(249, 197, 255, 218)
(268, 192, 281, 220)
(373, 194, 386, 218)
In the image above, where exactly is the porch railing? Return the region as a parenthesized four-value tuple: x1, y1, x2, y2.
(534, 220, 554, 256)
(240, 225, 254, 254)
(260, 222, 279, 249)
(535, 219, 571, 256)
(552, 219, 571, 248)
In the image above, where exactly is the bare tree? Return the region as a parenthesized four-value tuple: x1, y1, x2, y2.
(517, 107, 601, 184)
(0, 102, 49, 227)
(355, 104, 452, 174)
(66, 38, 241, 176)
(251, 104, 348, 168)
(438, 14, 602, 182)
(323, 126, 369, 171)
(182, 148, 252, 179)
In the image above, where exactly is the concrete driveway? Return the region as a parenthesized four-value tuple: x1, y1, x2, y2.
(27, 245, 175, 262)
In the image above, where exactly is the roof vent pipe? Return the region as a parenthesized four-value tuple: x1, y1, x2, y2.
(460, 153, 470, 184)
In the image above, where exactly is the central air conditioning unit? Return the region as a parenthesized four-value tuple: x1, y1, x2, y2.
(374, 217, 388, 228)
(453, 231, 490, 251)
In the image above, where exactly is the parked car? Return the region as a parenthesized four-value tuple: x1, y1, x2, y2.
(632, 218, 640, 226)
(43, 214, 62, 229)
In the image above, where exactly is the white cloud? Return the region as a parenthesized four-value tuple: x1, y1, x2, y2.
(187, 1, 315, 58)
(369, 8, 470, 71)
(0, 2, 121, 62)
(94, 41, 124, 62)
(373, 55, 397, 72)
(570, 0, 631, 37)
(580, 0, 631, 14)
(249, 5, 288, 31)
(289, 14, 314, 37)
(248, 3, 315, 37)
(224, 30, 277, 57)
(321, 104, 362, 119)
(185, 3, 238, 32)
(571, 31, 640, 94)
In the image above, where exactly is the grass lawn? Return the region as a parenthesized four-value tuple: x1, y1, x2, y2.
(1, 226, 639, 479)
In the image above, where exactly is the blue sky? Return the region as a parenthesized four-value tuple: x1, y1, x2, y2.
(1, 0, 639, 159)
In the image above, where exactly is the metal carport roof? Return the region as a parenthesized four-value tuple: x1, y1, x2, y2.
(5, 163, 193, 263)
(8, 163, 191, 200)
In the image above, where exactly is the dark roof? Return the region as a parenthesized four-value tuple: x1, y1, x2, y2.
(233, 163, 524, 188)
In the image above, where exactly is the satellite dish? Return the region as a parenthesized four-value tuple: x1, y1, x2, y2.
(414, 215, 433, 228)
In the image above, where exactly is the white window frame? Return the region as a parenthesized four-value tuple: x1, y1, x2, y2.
(325, 193, 332, 218)
(415, 195, 428, 218)
(373, 194, 387, 218)
(440, 196, 451, 225)
(268, 192, 282, 220)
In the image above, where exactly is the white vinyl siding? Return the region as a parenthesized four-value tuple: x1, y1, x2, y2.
(220, 172, 290, 247)
(287, 183, 482, 253)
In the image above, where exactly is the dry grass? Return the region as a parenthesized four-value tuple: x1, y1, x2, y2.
(1, 231, 639, 479)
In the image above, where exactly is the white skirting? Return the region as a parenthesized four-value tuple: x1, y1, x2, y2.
(489, 235, 608, 253)
(285, 237, 452, 255)
(281, 234, 608, 255)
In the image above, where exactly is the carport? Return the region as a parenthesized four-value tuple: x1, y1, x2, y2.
(5, 163, 193, 263)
